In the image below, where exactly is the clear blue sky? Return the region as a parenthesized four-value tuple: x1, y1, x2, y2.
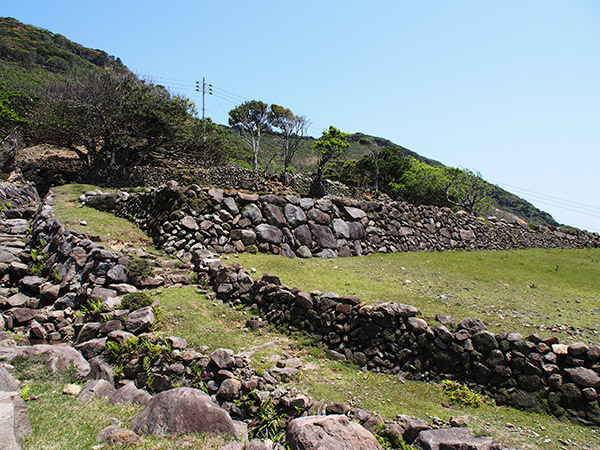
(4, 1, 600, 232)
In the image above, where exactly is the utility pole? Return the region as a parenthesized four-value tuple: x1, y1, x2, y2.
(195, 78, 212, 141)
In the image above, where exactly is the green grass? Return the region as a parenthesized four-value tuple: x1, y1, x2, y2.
(233, 248, 600, 344)
(50, 183, 157, 252)
(154, 286, 277, 352)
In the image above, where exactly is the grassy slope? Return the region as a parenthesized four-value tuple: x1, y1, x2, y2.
(30, 183, 600, 449)
(234, 249, 600, 345)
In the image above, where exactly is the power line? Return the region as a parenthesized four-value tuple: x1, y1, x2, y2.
(490, 180, 600, 221)
(490, 180, 600, 213)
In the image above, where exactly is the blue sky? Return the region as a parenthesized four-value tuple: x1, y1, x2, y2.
(4, 1, 600, 232)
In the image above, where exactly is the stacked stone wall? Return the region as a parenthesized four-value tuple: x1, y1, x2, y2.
(197, 257, 600, 424)
(94, 181, 600, 260)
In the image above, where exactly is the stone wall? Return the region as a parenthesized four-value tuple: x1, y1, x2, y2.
(94, 181, 600, 260)
(197, 256, 600, 424)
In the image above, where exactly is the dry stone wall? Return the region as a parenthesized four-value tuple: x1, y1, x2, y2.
(94, 181, 600, 260)
(197, 257, 600, 425)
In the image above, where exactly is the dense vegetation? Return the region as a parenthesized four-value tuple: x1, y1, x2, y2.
(1, 17, 558, 226)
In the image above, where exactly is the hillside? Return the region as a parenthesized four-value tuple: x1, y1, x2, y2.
(1, 17, 558, 228)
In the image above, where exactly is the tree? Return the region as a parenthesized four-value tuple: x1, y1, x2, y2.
(0, 85, 31, 176)
(174, 117, 231, 168)
(358, 137, 387, 195)
(228, 100, 270, 171)
(269, 104, 310, 182)
(445, 168, 492, 214)
(312, 126, 350, 197)
(392, 158, 449, 205)
(31, 68, 193, 171)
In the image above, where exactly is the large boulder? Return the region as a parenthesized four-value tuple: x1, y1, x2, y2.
(125, 306, 155, 334)
(131, 387, 238, 437)
(287, 414, 382, 450)
(0, 392, 31, 450)
(0, 344, 90, 377)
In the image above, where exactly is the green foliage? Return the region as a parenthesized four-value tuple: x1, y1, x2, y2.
(19, 385, 31, 401)
(312, 125, 350, 197)
(254, 397, 287, 443)
(80, 298, 104, 314)
(29, 239, 48, 276)
(120, 291, 153, 311)
(442, 380, 487, 407)
(105, 337, 140, 363)
(313, 125, 350, 176)
(372, 423, 414, 449)
(125, 256, 154, 278)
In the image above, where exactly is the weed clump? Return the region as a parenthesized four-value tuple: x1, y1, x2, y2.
(442, 380, 487, 407)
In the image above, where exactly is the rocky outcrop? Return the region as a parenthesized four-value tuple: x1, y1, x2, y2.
(130, 387, 239, 437)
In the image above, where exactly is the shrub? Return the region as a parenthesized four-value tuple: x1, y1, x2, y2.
(120, 291, 153, 311)
(125, 256, 153, 278)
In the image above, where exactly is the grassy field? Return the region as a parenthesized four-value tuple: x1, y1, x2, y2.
(49, 183, 157, 252)
(234, 248, 600, 345)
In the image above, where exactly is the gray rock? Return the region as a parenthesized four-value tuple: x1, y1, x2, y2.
(210, 348, 236, 369)
(284, 204, 308, 227)
(78, 379, 116, 403)
(222, 197, 239, 215)
(296, 245, 312, 258)
(208, 188, 224, 202)
(472, 331, 498, 353)
(412, 427, 474, 450)
(294, 225, 313, 247)
(107, 264, 128, 283)
(0, 366, 19, 392)
(287, 414, 382, 450)
(343, 206, 367, 220)
(242, 204, 263, 225)
(263, 204, 287, 228)
(5, 293, 28, 308)
(0, 392, 31, 450)
(0, 344, 90, 377)
(315, 249, 337, 258)
(457, 318, 486, 332)
(125, 306, 155, 334)
(131, 387, 238, 436)
(96, 425, 142, 445)
(309, 224, 337, 249)
(565, 367, 600, 388)
(256, 224, 283, 245)
(217, 378, 242, 400)
(347, 222, 366, 240)
(332, 219, 350, 239)
(75, 322, 100, 344)
(19, 276, 45, 292)
(307, 208, 331, 225)
(110, 382, 151, 405)
(181, 216, 199, 231)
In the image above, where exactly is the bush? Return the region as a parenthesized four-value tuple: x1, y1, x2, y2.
(120, 291, 153, 311)
(125, 257, 153, 278)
